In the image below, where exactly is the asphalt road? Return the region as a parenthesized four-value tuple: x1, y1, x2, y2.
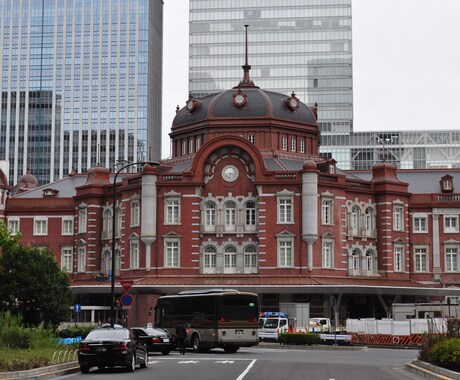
(58, 345, 425, 380)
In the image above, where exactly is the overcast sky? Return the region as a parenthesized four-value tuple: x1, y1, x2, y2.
(162, 0, 460, 158)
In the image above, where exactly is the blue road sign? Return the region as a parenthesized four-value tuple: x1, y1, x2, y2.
(73, 304, 82, 313)
(120, 294, 133, 306)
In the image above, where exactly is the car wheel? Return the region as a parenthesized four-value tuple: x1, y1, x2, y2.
(140, 353, 148, 368)
(161, 350, 170, 355)
(80, 365, 90, 374)
(126, 354, 136, 372)
(192, 334, 201, 352)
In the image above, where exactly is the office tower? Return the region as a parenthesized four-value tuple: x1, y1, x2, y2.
(0, 0, 163, 185)
(188, 0, 353, 135)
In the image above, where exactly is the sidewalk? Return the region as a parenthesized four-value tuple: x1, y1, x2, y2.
(0, 362, 79, 380)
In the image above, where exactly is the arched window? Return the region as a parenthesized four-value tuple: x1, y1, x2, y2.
(115, 207, 122, 238)
(103, 209, 112, 239)
(351, 248, 360, 275)
(350, 206, 360, 232)
(203, 246, 217, 273)
(102, 250, 111, 273)
(245, 201, 257, 229)
(365, 250, 375, 275)
(205, 201, 216, 227)
(224, 201, 236, 230)
(244, 246, 258, 273)
(365, 207, 375, 236)
(224, 246, 237, 273)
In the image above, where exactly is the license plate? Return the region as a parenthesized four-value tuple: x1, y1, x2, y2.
(235, 330, 244, 335)
(163, 338, 170, 343)
(96, 347, 106, 352)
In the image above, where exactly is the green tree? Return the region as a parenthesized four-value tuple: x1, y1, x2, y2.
(0, 222, 72, 327)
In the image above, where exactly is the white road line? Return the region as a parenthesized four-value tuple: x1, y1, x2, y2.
(236, 359, 256, 380)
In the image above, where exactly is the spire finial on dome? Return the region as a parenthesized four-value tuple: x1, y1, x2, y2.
(235, 25, 258, 88)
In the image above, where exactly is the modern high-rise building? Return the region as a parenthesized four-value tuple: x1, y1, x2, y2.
(188, 0, 353, 135)
(0, 0, 163, 185)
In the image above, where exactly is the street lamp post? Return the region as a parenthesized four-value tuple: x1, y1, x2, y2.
(110, 161, 159, 327)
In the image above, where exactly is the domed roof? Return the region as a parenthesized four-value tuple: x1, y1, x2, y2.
(172, 88, 317, 130)
(18, 169, 38, 189)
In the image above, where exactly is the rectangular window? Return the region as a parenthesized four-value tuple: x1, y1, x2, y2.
(394, 246, 404, 272)
(204, 252, 217, 268)
(181, 140, 186, 155)
(130, 240, 139, 269)
(78, 208, 87, 233)
(248, 134, 255, 144)
(444, 216, 459, 233)
(445, 247, 458, 272)
(8, 219, 19, 234)
(322, 241, 333, 268)
(61, 247, 73, 273)
(77, 245, 86, 272)
(131, 200, 140, 227)
(278, 239, 293, 267)
(165, 240, 180, 267)
(224, 253, 237, 268)
(300, 138, 305, 153)
(62, 218, 74, 235)
(291, 137, 296, 152)
(245, 253, 257, 268)
(322, 199, 333, 225)
(393, 206, 404, 231)
(34, 217, 48, 236)
(165, 199, 180, 224)
(196, 136, 201, 151)
(281, 136, 287, 150)
(278, 198, 293, 224)
(414, 247, 427, 272)
(413, 216, 427, 233)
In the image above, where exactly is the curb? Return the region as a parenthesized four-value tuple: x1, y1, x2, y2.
(258, 342, 366, 351)
(0, 362, 80, 380)
(406, 360, 460, 380)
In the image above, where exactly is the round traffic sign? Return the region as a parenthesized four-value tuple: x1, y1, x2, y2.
(73, 304, 81, 313)
(119, 293, 133, 306)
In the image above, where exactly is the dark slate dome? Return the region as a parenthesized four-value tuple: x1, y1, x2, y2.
(172, 87, 317, 130)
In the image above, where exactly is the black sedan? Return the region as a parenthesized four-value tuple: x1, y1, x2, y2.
(131, 327, 176, 355)
(78, 327, 148, 373)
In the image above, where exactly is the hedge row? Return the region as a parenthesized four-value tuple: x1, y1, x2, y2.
(277, 332, 321, 346)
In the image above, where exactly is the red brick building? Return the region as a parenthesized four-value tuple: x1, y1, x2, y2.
(1, 67, 460, 327)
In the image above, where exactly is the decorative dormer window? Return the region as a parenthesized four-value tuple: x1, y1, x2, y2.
(185, 94, 201, 113)
(43, 188, 59, 197)
(285, 91, 300, 111)
(232, 88, 247, 108)
(440, 175, 454, 193)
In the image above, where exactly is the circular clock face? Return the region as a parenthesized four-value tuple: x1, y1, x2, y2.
(222, 165, 239, 182)
(235, 94, 245, 105)
(289, 98, 298, 108)
(187, 100, 194, 110)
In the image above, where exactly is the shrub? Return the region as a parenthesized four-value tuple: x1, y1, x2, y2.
(277, 332, 321, 346)
(428, 338, 460, 372)
(58, 325, 94, 339)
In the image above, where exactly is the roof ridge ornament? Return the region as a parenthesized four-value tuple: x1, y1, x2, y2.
(234, 25, 259, 89)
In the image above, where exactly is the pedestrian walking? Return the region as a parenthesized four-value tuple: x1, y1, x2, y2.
(175, 321, 187, 355)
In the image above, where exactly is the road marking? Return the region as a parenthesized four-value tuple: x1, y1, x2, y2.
(236, 359, 257, 380)
(215, 360, 235, 363)
(148, 360, 161, 364)
(178, 360, 199, 364)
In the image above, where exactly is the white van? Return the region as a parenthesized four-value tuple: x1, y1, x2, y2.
(259, 312, 289, 341)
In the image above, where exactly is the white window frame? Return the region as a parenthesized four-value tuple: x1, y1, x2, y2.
(61, 247, 73, 273)
(165, 198, 180, 225)
(299, 138, 305, 153)
(115, 207, 122, 238)
(278, 197, 293, 224)
(189, 138, 194, 154)
(62, 217, 74, 236)
(394, 245, 404, 272)
(248, 134, 255, 144)
(321, 198, 333, 225)
(291, 137, 296, 152)
(130, 199, 140, 227)
(444, 216, 459, 233)
(77, 244, 86, 272)
(203, 246, 217, 273)
(7, 218, 19, 234)
(414, 246, 428, 272)
(350, 206, 360, 231)
(181, 140, 186, 155)
(204, 201, 216, 228)
(278, 238, 293, 267)
(130, 238, 140, 269)
(245, 201, 257, 229)
(322, 240, 333, 269)
(196, 136, 201, 151)
(224, 201, 237, 231)
(78, 207, 87, 234)
(281, 136, 287, 150)
(393, 205, 404, 231)
(413, 215, 428, 233)
(165, 239, 180, 267)
(445, 246, 458, 272)
(34, 217, 48, 236)
(224, 246, 237, 273)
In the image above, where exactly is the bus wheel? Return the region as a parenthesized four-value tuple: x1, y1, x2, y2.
(192, 334, 201, 352)
(224, 346, 239, 353)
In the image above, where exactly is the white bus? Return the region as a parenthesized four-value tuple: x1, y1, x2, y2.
(154, 289, 259, 353)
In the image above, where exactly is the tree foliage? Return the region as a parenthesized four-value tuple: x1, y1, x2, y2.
(0, 221, 72, 327)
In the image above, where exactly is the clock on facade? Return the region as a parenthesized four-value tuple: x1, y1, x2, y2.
(222, 165, 239, 182)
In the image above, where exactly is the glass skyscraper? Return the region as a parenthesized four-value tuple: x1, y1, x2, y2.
(0, 0, 163, 185)
(189, 0, 353, 135)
